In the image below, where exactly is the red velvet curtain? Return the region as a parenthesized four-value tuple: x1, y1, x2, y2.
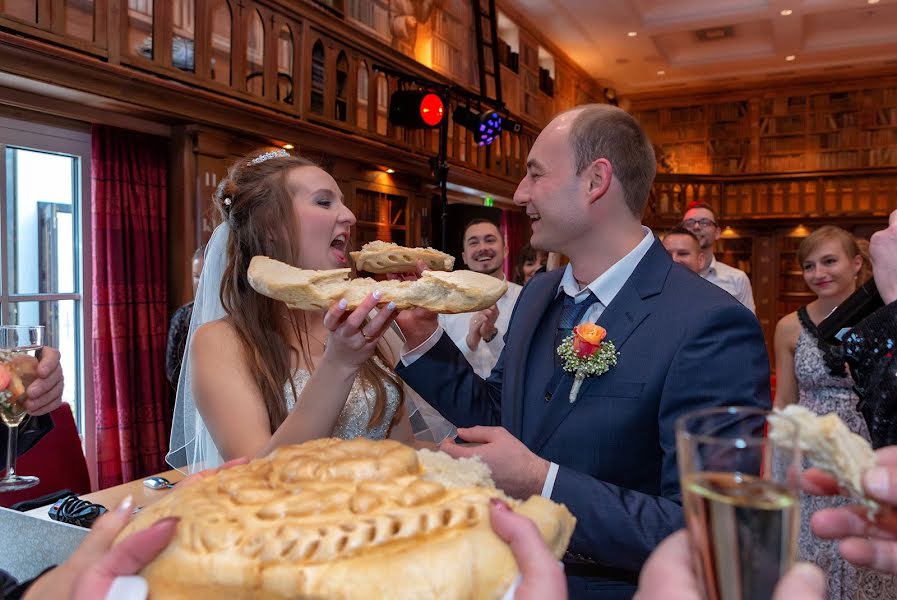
(501, 207, 529, 282)
(92, 125, 169, 488)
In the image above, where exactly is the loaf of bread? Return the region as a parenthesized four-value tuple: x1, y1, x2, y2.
(116, 438, 576, 599)
(350, 241, 455, 274)
(768, 405, 878, 511)
(248, 256, 507, 313)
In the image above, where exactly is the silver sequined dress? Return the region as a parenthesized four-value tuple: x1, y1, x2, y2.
(283, 369, 400, 440)
(794, 307, 897, 600)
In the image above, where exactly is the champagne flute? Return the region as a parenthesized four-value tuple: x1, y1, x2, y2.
(0, 325, 44, 491)
(676, 406, 801, 600)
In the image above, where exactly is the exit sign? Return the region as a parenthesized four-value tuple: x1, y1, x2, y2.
(483, 196, 494, 207)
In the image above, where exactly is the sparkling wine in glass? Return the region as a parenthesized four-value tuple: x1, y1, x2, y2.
(0, 325, 44, 492)
(676, 406, 801, 600)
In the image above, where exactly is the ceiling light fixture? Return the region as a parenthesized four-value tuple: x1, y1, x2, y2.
(627, 31, 638, 37)
(282, 143, 294, 150)
(385, 168, 395, 174)
(785, 55, 796, 61)
(657, 70, 666, 75)
(868, 0, 880, 4)
(780, 9, 793, 16)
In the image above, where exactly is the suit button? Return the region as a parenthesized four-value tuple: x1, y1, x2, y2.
(544, 392, 552, 402)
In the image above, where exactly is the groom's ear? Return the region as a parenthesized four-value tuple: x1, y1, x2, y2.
(586, 158, 613, 204)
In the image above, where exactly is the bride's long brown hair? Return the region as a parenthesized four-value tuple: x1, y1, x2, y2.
(216, 151, 404, 434)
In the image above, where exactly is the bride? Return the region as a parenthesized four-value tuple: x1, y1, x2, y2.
(168, 150, 451, 472)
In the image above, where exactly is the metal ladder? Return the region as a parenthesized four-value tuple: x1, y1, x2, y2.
(471, 0, 503, 106)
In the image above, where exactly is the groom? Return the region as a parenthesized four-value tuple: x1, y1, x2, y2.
(396, 104, 770, 599)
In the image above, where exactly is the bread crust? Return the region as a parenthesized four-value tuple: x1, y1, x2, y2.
(248, 256, 507, 314)
(769, 405, 879, 511)
(350, 241, 455, 274)
(117, 439, 575, 599)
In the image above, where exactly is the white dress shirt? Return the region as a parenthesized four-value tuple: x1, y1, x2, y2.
(439, 281, 523, 379)
(403, 228, 656, 500)
(701, 255, 756, 314)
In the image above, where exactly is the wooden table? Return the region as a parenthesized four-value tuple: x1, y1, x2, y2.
(23, 468, 185, 522)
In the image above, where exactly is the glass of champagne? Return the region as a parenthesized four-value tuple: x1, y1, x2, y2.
(676, 406, 800, 600)
(0, 325, 44, 491)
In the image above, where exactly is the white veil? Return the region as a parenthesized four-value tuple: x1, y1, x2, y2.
(166, 221, 230, 473)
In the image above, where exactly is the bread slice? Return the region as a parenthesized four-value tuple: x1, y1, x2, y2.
(248, 256, 506, 313)
(351, 241, 455, 274)
(116, 439, 576, 600)
(768, 405, 878, 511)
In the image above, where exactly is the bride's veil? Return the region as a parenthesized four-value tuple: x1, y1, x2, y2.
(167, 221, 230, 473)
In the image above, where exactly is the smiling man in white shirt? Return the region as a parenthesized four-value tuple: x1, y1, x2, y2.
(681, 201, 756, 313)
(439, 219, 522, 378)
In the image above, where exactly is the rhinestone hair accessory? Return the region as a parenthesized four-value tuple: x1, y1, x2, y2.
(248, 149, 289, 166)
(215, 179, 232, 209)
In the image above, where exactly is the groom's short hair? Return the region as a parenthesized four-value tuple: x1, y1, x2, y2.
(566, 104, 656, 219)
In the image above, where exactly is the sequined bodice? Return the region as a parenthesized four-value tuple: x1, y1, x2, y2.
(283, 369, 400, 440)
(795, 329, 853, 393)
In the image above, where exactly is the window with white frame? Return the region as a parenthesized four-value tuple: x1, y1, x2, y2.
(0, 117, 91, 435)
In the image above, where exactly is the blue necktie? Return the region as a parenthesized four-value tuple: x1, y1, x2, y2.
(557, 291, 600, 344)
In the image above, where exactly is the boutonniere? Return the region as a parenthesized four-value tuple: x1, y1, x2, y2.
(556, 323, 619, 403)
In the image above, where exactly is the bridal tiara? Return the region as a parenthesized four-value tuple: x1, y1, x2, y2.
(248, 149, 290, 166)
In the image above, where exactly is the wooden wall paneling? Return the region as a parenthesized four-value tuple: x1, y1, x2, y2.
(158, 0, 172, 69)
(231, 0, 246, 94)
(262, 5, 277, 105)
(37, 0, 51, 28)
(193, 0, 210, 80)
(169, 125, 197, 309)
(49, 0, 64, 36)
(754, 232, 775, 360)
(346, 52, 360, 129)
(91, 0, 107, 46)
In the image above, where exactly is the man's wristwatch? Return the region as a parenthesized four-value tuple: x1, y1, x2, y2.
(482, 328, 498, 343)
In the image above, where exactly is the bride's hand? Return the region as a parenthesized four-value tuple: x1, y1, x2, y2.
(322, 291, 397, 370)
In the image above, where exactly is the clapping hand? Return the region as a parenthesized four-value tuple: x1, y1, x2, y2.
(869, 208, 897, 305)
(467, 305, 499, 350)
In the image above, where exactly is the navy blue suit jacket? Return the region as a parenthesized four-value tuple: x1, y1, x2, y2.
(397, 239, 770, 597)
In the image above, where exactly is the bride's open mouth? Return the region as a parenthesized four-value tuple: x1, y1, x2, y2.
(330, 233, 348, 265)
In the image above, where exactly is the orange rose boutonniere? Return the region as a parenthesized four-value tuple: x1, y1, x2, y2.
(557, 323, 618, 403)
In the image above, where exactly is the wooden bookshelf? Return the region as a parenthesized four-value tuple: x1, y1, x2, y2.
(633, 82, 897, 176)
(353, 188, 410, 247)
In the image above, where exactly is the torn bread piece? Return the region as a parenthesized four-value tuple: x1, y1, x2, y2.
(351, 240, 455, 274)
(768, 405, 878, 511)
(248, 255, 506, 313)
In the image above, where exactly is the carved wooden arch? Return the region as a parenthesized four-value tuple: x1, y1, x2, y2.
(309, 37, 326, 116)
(335, 49, 349, 122)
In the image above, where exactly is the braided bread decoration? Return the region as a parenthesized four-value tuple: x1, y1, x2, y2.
(117, 439, 575, 599)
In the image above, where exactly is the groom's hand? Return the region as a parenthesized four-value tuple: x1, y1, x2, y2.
(441, 426, 549, 499)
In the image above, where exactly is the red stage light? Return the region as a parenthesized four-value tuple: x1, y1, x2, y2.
(419, 93, 445, 127)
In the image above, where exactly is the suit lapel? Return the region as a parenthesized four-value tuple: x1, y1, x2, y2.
(528, 240, 671, 453)
(503, 271, 564, 439)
